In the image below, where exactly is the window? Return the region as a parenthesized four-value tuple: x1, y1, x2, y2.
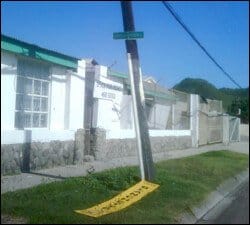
(15, 59, 50, 128)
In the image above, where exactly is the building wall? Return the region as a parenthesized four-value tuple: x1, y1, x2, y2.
(1, 51, 17, 130)
(93, 75, 123, 130)
(1, 51, 86, 175)
(50, 66, 67, 130)
(69, 59, 85, 130)
(2, 53, 229, 176)
(1, 51, 85, 134)
(49, 62, 86, 130)
(148, 104, 171, 129)
(120, 95, 134, 129)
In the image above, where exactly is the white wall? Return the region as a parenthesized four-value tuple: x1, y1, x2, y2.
(49, 60, 85, 131)
(1, 51, 17, 130)
(93, 76, 123, 130)
(148, 104, 171, 129)
(50, 66, 67, 130)
(1, 52, 72, 131)
(120, 95, 134, 129)
(68, 59, 85, 130)
(96, 99, 121, 130)
(240, 124, 249, 136)
(106, 129, 191, 139)
(1, 51, 86, 144)
(1, 129, 75, 144)
(95, 65, 108, 78)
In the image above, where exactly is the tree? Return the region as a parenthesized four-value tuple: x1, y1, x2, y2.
(228, 97, 249, 124)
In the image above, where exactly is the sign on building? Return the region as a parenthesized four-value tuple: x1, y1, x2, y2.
(93, 77, 124, 130)
(93, 77, 123, 102)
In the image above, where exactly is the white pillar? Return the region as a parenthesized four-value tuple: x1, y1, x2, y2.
(223, 115, 229, 145)
(237, 118, 241, 142)
(68, 59, 86, 130)
(190, 94, 199, 147)
(172, 104, 175, 130)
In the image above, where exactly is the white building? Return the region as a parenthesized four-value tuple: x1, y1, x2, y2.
(1, 34, 201, 175)
(1, 34, 86, 144)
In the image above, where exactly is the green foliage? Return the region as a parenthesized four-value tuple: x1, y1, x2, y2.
(228, 97, 249, 123)
(1, 151, 249, 224)
(89, 167, 140, 191)
(174, 78, 219, 99)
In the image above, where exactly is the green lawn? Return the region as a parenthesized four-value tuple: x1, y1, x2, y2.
(1, 150, 249, 224)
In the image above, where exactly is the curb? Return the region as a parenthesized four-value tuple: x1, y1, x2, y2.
(179, 168, 249, 224)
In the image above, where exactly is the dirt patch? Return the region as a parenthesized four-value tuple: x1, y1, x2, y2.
(1, 214, 27, 224)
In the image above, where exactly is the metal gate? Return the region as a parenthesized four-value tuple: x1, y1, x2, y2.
(198, 111, 208, 146)
(198, 111, 223, 146)
(207, 115, 223, 144)
(229, 116, 240, 142)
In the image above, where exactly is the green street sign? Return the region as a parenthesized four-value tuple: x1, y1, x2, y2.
(113, 31, 144, 40)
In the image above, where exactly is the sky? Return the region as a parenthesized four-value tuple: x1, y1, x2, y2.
(1, 1, 249, 89)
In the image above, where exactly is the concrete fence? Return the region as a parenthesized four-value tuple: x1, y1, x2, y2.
(90, 128, 192, 161)
(1, 127, 192, 175)
(240, 124, 249, 142)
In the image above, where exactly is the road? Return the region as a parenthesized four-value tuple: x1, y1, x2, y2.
(198, 180, 249, 224)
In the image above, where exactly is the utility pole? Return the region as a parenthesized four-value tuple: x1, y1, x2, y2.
(120, 1, 155, 181)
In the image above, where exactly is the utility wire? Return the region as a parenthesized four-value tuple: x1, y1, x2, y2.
(162, 1, 242, 89)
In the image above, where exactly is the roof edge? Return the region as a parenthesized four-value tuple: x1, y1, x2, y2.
(1, 34, 79, 69)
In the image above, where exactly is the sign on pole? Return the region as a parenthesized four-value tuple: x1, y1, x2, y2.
(113, 31, 144, 40)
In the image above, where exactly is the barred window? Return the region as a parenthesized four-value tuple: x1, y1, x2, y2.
(15, 59, 50, 128)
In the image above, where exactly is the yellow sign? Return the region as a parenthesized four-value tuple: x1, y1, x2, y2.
(75, 180, 159, 218)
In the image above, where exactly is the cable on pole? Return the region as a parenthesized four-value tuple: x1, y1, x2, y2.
(162, 1, 242, 89)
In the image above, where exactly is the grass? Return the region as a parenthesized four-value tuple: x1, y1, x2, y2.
(1, 150, 249, 224)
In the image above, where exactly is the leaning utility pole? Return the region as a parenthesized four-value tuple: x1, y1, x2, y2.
(120, 1, 155, 181)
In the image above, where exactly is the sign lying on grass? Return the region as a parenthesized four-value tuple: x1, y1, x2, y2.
(74, 180, 159, 218)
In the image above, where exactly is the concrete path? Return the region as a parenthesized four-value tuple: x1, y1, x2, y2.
(1, 140, 249, 194)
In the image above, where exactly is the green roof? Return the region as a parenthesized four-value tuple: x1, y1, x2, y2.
(108, 70, 177, 101)
(127, 85, 177, 101)
(1, 34, 79, 69)
(108, 70, 128, 79)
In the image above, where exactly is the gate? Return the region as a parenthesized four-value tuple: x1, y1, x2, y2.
(198, 111, 223, 146)
(207, 115, 223, 144)
(198, 111, 208, 146)
(229, 116, 240, 142)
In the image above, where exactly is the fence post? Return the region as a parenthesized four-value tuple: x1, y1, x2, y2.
(91, 128, 107, 160)
(222, 115, 229, 145)
(238, 118, 241, 142)
(74, 129, 85, 164)
(190, 94, 199, 147)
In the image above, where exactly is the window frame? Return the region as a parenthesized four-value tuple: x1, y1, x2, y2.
(15, 58, 51, 129)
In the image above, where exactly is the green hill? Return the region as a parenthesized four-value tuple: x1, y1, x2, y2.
(173, 78, 249, 122)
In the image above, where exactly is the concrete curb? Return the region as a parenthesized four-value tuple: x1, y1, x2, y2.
(179, 168, 249, 224)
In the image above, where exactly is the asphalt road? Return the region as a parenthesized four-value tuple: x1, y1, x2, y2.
(214, 181, 249, 224)
(198, 180, 249, 224)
